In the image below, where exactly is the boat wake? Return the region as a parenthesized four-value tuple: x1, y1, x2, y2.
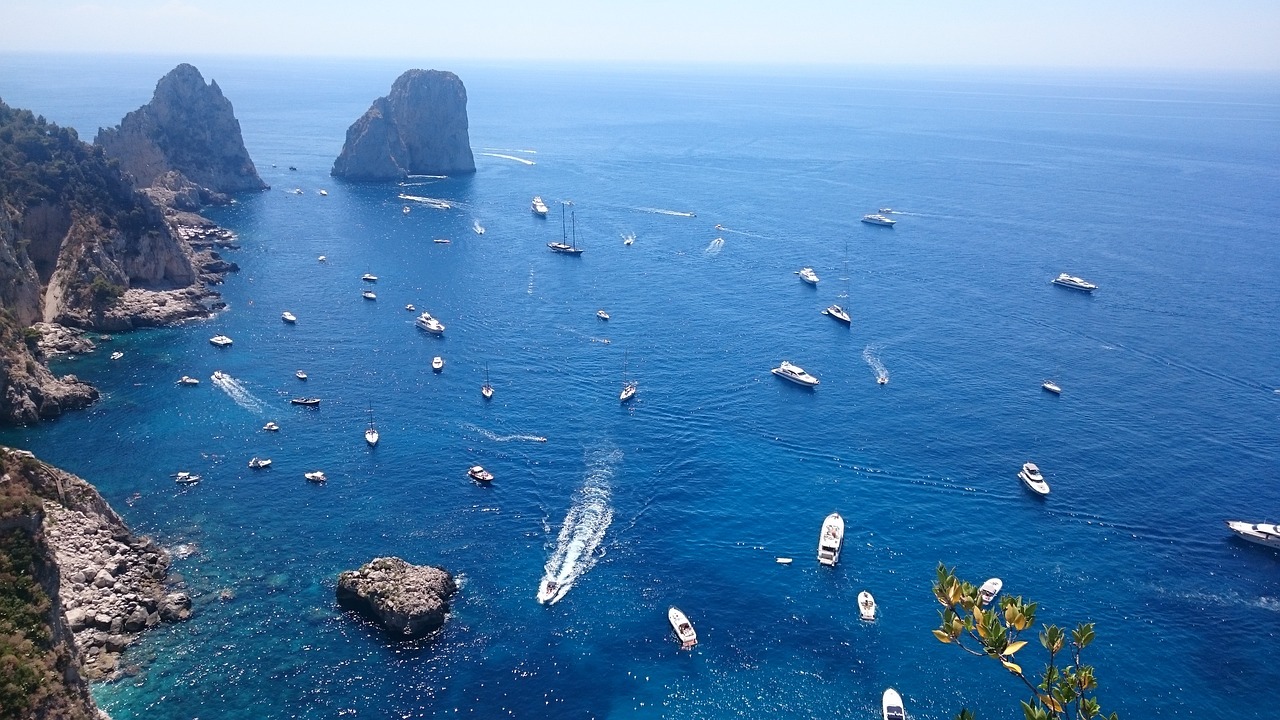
(637, 207, 696, 218)
(538, 449, 619, 606)
(862, 346, 889, 384)
(479, 152, 536, 166)
(211, 372, 267, 414)
(398, 193, 452, 210)
(460, 423, 547, 444)
(481, 147, 537, 155)
(704, 237, 725, 256)
(527, 268, 535, 295)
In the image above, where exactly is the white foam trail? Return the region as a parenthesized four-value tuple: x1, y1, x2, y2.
(862, 346, 889, 384)
(527, 268, 535, 295)
(539, 449, 619, 605)
(398, 193, 452, 209)
(481, 147, 538, 155)
(704, 237, 725, 256)
(473, 220, 485, 235)
(460, 422, 547, 443)
(211, 373, 267, 414)
(637, 207, 696, 218)
(480, 152, 537, 166)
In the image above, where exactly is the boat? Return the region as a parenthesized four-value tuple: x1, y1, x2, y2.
(619, 350, 637, 403)
(361, 273, 378, 282)
(1225, 521, 1280, 549)
(263, 421, 280, 432)
(878, 207, 894, 213)
(882, 688, 905, 720)
(1042, 380, 1062, 394)
(304, 471, 327, 484)
(173, 472, 201, 485)
(623, 233, 634, 245)
(433, 238, 451, 244)
(817, 512, 844, 566)
(290, 187, 303, 195)
(365, 412, 379, 446)
(98, 334, 113, 342)
(772, 360, 820, 387)
(288, 165, 297, 171)
(858, 591, 878, 621)
(473, 220, 485, 235)
(468, 465, 494, 482)
(209, 335, 233, 347)
(405, 304, 416, 312)
(536, 577, 559, 605)
(177, 376, 200, 386)
(482, 366, 494, 400)
(248, 457, 271, 469)
(1052, 273, 1097, 292)
(775, 557, 793, 565)
(110, 351, 123, 360)
(1019, 462, 1051, 495)
(862, 214, 897, 226)
(596, 309, 610, 320)
(798, 267, 819, 285)
(531, 196, 549, 216)
(432, 356, 444, 372)
(402, 206, 411, 214)
(290, 397, 321, 407)
(318, 255, 326, 262)
(668, 606, 698, 648)
(362, 290, 377, 300)
(822, 304, 852, 324)
(282, 311, 297, 323)
(415, 312, 445, 335)
(319, 189, 328, 196)
(548, 202, 585, 255)
(979, 577, 1003, 606)
(295, 370, 307, 381)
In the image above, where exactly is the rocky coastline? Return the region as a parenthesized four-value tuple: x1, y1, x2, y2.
(336, 557, 458, 639)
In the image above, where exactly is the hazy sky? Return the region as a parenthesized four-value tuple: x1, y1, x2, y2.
(5, 0, 1279, 71)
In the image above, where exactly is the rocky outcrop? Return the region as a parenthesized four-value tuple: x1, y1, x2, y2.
(332, 69, 475, 180)
(0, 315, 99, 425)
(336, 557, 457, 639)
(95, 63, 267, 195)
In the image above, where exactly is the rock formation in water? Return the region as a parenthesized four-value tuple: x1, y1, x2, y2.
(336, 557, 458, 639)
(332, 69, 476, 180)
(95, 63, 267, 195)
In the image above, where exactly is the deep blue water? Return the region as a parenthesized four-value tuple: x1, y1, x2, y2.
(2, 55, 1279, 718)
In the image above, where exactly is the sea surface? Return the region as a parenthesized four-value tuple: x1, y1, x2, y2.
(2, 55, 1279, 718)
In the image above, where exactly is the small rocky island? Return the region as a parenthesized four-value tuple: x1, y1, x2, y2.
(331, 69, 476, 180)
(336, 557, 458, 639)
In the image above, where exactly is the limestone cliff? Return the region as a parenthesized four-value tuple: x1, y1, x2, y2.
(332, 69, 475, 180)
(94, 63, 267, 195)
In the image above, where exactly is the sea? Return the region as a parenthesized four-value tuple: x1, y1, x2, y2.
(1, 55, 1278, 719)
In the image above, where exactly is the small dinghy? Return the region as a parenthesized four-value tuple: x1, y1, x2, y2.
(290, 397, 321, 407)
(362, 290, 377, 300)
(775, 557, 793, 565)
(882, 688, 905, 720)
(1042, 380, 1062, 394)
(858, 591, 878, 621)
(110, 351, 124, 360)
(248, 457, 271, 469)
(177, 376, 200, 386)
(295, 370, 307, 381)
(668, 606, 698, 649)
(597, 309, 610, 320)
(432, 356, 445, 372)
(979, 577, 1003, 606)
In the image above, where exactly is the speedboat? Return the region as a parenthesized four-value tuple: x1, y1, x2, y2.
(858, 591, 877, 621)
(798, 267, 819, 285)
(173, 472, 201, 485)
(295, 370, 307, 381)
(1225, 521, 1280, 549)
(537, 577, 559, 605)
(415, 312, 445, 334)
(1052, 273, 1097, 292)
(304, 471, 326, 484)
(319, 189, 328, 196)
(877, 376, 888, 385)
(1019, 462, 1050, 495)
(282, 311, 297, 323)
(1042, 380, 1062, 394)
(263, 421, 280, 432)
(211, 371, 228, 382)
(772, 361, 820, 387)
(597, 310, 610, 320)
(531, 196, 549, 216)
(878, 207, 894, 214)
(177, 376, 199, 386)
(468, 465, 494, 482)
(432, 356, 444, 372)
(209, 335, 233, 347)
(822, 304, 852, 324)
(248, 457, 271, 469)
(817, 512, 844, 566)
(290, 397, 321, 407)
(110, 351, 123, 360)
(862, 214, 897, 226)
(620, 382, 637, 403)
(979, 577, 1003, 606)
(361, 273, 377, 282)
(318, 255, 326, 262)
(473, 220, 485, 235)
(405, 304, 416, 312)
(882, 688, 905, 720)
(433, 238, 451, 244)
(668, 606, 698, 648)
(362, 290, 377, 300)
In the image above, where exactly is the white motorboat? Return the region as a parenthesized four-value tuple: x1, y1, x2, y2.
(817, 512, 844, 566)
(281, 311, 297, 323)
(822, 304, 852, 324)
(405, 304, 416, 312)
(362, 290, 377, 300)
(549, 202, 584, 254)
(319, 189, 328, 196)
(473, 220, 485, 235)
(882, 688, 905, 720)
(1019, 462, 1051, 495)
(248, 457, 271, 469)
(597, 309, 610, 320)
(318, 255, 326, 262)
(415, 312, 445, 334)
(209, 335, 233, 347)
(433, 237, 452, 244)
(432, 356, 444, 372)
(482, 366, 494, 400)
(536, 576, 559, 605)
(361, 273, 377, 282)
(173, 471, 201, 485)
(290, 397, 321, 407)
(1042, 380, 1062, 394)
(468, 465, 494, 482)
(858, 591, 878, 621)
(304, 471, 327, 484)
(402, 206, 411, 214)
(211, 371, 228, 382)
(110, 351, 124, 360)
(772, 360, 820, 387)
(1052, 273, 1097, 292)
(862, 214, 897, 226)
(1225, 521, 1280, 549)
(668, 606, 698, 648)
(775, 557, 793, 565)
(177, 376, 200, 386)
(979, 577, 1003, 606)
(878, 207, 894, 214)
(798, 267, 819, 285)
(531, 196, 549, 216)
(295, 370, 307, 380)
(263, 421, 280, 432)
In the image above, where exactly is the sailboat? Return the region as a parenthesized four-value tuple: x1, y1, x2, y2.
(482, 365, 494, 400)
(365, 410, 379, 446)
(548, 201, 585, 255)
(619, 351, 637, 402)
(823, 239, 852, 325)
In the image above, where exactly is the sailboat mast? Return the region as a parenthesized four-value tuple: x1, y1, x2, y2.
(571, 208, 577, 249)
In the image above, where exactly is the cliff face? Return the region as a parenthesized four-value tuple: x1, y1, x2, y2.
(332, 69, 475, 180)
(94, 63, 267, 194)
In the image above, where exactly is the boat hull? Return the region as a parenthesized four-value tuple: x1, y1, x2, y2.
(817, 512, 844, 566)
(1019, 471, 1050, 495)
(668, 607, 697, 648)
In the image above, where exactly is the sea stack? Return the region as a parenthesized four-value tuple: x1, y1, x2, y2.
(331, 69, 476, 180)
(336, 557, 457, 639)
(95, 63, 267, 195)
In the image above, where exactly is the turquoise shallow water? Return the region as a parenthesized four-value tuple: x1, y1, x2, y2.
(2, 56, 1279, 718)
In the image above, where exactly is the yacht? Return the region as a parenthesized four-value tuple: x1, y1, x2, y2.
(620, 351, 637, 402)
(668, 606, 698, 649)
(979, 577, 1003, 606)
(482, 366, 494, 400)
(432, 356, 445, 372)
(468, 465, 494, 483)
(1225, 521, 1280, 549)
(209, 335, 233, 347)
(1019, 462, 1051, 495)
(173, 471, 201, 485)
(772, 360, 820, 387)
(415, 312, 445, 334)
(290, 397, 321, 407)
(531, 196, 549, 216)
(882, 688, 906, 720)
(1052, 273, 1097, 292)
(304, 471, 327, 484)
(295, 370, 307, 381)
(817, 512, 845, 566)
(248, 457, 272, 469)
(549, 202, 584, 254)
(110, 351, 124, 360)
(822, 304, 852, 324)
(798, 267, 819, 285)
(433, 237, 452, 244)
(361, 273, 378, 282)
(862, 214, 897, 226)
(597, 309, 610, 320)
(263, 421, 280, 432)
(177, 376, 200, 386)
(858, 591, 878, 621)
(282, 311, 297, 323)
(1042, 380, 1062, 394)
(362, 290, 377, 300)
